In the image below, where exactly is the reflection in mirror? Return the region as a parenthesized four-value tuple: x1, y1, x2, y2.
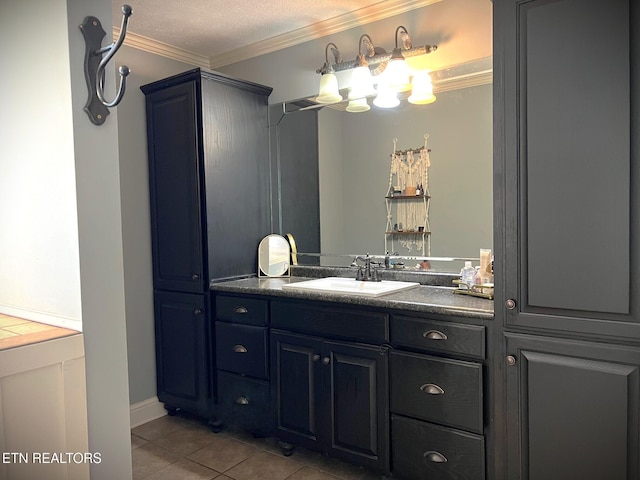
(272, 72, 492, 274)
(257, 234, 291, 277)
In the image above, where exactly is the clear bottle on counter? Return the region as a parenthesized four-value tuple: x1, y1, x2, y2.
(460, 261, 476, 287)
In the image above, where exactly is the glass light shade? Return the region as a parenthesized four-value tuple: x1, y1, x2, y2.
(373, 82, 399, 109)
(384, 55, 411, 92)
(408, 71, 436, 105)
(346, 97, 370, 112)
(349, 65, 375, 99)
(316, 73, 342, 104)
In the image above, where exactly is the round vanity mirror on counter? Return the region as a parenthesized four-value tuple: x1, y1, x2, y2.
(258, 234, 291, 277)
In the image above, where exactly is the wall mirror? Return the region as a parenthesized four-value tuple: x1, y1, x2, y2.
(271, 60, 494, 274)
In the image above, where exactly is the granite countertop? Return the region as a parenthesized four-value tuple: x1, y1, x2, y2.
(210, 276, 494, 320)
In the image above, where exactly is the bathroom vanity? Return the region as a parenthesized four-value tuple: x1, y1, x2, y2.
(209, 275, 493, 479)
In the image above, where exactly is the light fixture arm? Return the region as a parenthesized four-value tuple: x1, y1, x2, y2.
(394, 25, 412, 50)
(358, 34, 376, 58)
(319, 42, 342, 74)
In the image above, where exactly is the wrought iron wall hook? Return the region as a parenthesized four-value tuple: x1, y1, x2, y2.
(80, 5, 133, 125)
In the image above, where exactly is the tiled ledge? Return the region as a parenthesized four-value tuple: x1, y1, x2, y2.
(0, 313, 80, 351)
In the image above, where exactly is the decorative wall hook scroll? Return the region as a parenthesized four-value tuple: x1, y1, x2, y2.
(80, 5, 133, 125)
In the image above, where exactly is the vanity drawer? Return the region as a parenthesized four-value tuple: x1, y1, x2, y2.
(392, 414, 485, 480)
(216, 295, 268, 326)
(390, 351, 483, 434)
(270, 301, 388, 343)
(215, 322, 269, 379)
(216, 371, 273, 434)
(391, 315, 485, 359)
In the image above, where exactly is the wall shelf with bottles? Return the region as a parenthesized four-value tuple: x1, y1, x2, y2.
(385, 136, 431, 257)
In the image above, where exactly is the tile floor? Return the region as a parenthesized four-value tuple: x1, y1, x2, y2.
(131, 411, 384, 480)
(0, 313, 79, 350)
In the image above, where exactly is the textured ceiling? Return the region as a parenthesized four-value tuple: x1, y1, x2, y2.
(112, 0, 449, 67)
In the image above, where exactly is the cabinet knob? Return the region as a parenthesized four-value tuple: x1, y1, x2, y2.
(423, 451, 448, 463)
(233, 306, 248, 314)
(420, 383, 445, 395)
(193, 308, 203, 315)
(505, 298, 517, 310)
(312, 354, 321, 362)
(423, 330, 448, 340)
(506, 355, 517, 366)
(233, 344, 248, 353)
(322, 357, 331, 365)
(192, 273, 200, 280)
(235, 396, 249, 405)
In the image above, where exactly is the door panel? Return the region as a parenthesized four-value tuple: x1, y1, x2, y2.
(146, 82, 205, 293)
(271, 331, 322, 450)
(324, 341, 389, 472)
(154, 290, 209, 415)
(497, 0, 640, 338)
(505, 333, 640, 480)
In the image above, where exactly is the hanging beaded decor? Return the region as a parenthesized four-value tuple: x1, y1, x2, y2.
(386, 134, 431, 255)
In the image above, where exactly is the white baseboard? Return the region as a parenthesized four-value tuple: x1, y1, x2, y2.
(130, 396, 167, 428)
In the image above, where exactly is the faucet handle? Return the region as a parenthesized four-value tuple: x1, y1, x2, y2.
(372, 268, 379, 282)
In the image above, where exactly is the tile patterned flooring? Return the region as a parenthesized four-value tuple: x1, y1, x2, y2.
(132, 412, 383, 480)
(0, 313, 79, 350)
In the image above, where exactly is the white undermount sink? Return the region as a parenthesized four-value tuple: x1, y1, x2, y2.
(281, 276, 420, 298)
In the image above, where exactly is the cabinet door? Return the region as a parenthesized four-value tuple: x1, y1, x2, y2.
(154, 290, 210, 415)
(505, 333, 640, 480)
(495, 0, 639, 338)
(322, 341, 389, 473)
(145, 81, 206, 293)
(270, 330, 323, 451)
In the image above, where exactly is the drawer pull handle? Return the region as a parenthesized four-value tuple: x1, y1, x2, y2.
(423, 451, 448, 463)
(193, 308, 203, 315)
(420, 383, 445, 395)
(313, 354, 321, 362)
(233, 344, 248, 353)
(235, 396, 249, 405)
(233, 306, 248, 314)
(322, 357, 331, 365)
(423, 330, 447, 340)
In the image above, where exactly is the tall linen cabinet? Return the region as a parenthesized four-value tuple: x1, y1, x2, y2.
(492, 1, 640, 479)
(141, 68, 272, 417)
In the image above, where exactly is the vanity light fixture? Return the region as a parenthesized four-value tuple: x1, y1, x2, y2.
(314, 27, 438, 112)
(316, 43, 344, 104)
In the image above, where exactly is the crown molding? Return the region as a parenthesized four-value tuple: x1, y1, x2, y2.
(431, 56, 493, 92)
(114, 0, 442, 69)
(209, 0, 442, 68)
(113, 27, 211, 68)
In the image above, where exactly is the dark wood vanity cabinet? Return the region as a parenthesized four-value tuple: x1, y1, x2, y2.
(389, 315, 486, 480)
(142, 69, 272, 417)
(213, 294, 272, 434)
(153, 290, 211, 417)
(494, 0, 640, 478)
(504, 333, 640, 480)
(270, 301, 390, 472)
